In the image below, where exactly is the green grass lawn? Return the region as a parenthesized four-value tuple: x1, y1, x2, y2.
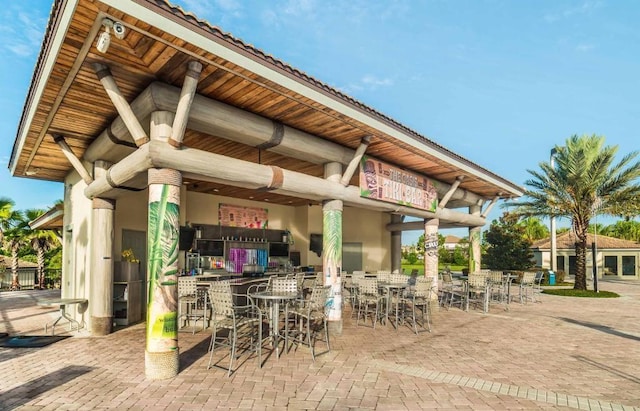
(542, 289, 619, 298)
(401, 263, 466, 275)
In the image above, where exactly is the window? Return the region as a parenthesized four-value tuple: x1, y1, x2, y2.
(604, 255, 618, 275)
(622, 256, 636, 276)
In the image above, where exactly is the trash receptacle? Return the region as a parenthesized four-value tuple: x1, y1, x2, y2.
(548, 270, 556, 285)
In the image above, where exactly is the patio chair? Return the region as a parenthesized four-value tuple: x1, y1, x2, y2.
(207, 280, 262, 376)
(401, 276, 433, 334)
(286, 285, 331, 360)
(440, 272, 464, 310)
(466, 272, 489, 312)
(387, 273, 410, 329)
(519, 272, 537, 304)
(177, 276, 204, 332)
(348, 272, 366, 318)
(356, 278, 385, 328)
(488, 271, 506, 304)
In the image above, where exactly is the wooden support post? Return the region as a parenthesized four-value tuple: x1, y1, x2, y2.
(469, 205, 482, 273)
(340, 135, 371, 186)
(323, 162, 343, 335)
(390, 214, 404, 273)
(93, 63, 149, 147)
(52, 134, 93, 185)
(90, 160, 115, 336)
(145, 111, 180, 380)
(170, 61, 202, 148)
(439, 176, 464, 208)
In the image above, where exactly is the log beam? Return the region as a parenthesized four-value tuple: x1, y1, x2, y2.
(169, 61, 202, 148)
(52, 134, 93, 185)
(340, 135, 371, 186)
(84, 144, 152, 199)
(438, 176, 464, 209)
(81, 81, 487, 206)
(93, 63, 149, 147)
(481, 194, 501, 218)
(149, 141, 486, 227)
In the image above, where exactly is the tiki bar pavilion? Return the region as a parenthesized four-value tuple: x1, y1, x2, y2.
(10, 0, 523, 378)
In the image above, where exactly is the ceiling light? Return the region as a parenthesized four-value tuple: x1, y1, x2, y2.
(25, 168, 40, 176)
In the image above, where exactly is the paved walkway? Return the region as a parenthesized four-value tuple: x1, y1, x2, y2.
(1, 279, 639, 410)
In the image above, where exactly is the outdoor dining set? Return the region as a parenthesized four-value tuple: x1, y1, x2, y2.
(177, 273, 330, 376)
(176, 269, 544, 376)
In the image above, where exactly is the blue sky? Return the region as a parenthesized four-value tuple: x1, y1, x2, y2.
(1, 0, 639, 245)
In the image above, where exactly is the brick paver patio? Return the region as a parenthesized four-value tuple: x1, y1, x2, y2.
(1, 279, 639, 410)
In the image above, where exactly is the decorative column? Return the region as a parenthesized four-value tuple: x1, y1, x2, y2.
(423, 218, 439, 316)
(145, 111, 181, 380)
(390, 214, 403, 273)
(90, 160, 115, 335)
(323, 162, 343, 335)
(469, 205, 482, 273)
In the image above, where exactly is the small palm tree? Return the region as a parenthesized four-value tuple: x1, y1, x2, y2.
(519, 217, 550, 242)
(25, 209, 61, 289)
(510, 135, 640, 290)
(0, 198, 25, 290)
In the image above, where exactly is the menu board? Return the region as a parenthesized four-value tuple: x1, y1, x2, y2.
(218, 203, 268, 228)
(359, 155, 438, 211)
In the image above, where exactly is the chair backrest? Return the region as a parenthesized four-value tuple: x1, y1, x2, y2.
(441, 271, 453, 284)
(359, 278, 378, 296)
(521, 272, 536, 285)
(467, 273, 488, 288)
(295, 272, 306, 291)
(489, 271, 503, 284)
(414, 277, 433, 298)
(351, 272, 365, 286)
(376, 271, 390, 282)
(271, 277, 298, 293)
(208, 280, 234, 316)
(178, 276, 197, 297)
(390, 273, 407, 284)
(308, 285, 331, 314)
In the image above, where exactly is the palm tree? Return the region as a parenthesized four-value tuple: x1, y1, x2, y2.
(0, 197, 25, 290)
(509, 135, 640, 290)
(25, 208, 61, 289)
(518, 217, 550, 242)
(601, 220, 640, 243)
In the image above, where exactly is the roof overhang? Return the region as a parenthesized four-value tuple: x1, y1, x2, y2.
(9, 0, 523, 221)
(29, 204, 64, 230)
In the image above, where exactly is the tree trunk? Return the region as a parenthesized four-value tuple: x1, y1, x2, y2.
(573, 223, 588, 290)
(37, 246, 46, 289)
(10, 245, 20, 291)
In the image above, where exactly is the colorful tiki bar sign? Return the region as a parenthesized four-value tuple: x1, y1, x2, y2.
(218, 203, 268, 228)
(359, 155, 438, 211)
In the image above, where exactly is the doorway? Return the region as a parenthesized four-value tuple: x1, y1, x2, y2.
(122, 229, 147, 313)
(342, 242, 362, 273)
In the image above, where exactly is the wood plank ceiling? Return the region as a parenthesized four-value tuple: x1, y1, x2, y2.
(11, 0, 522, 209)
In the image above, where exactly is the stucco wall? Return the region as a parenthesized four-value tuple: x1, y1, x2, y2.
(62, 172, 92, 321)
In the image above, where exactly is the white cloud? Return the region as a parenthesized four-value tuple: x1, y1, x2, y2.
(283, 0, 317, 17)
(576, 43, 595, 52)
(0, 8, 47, 58)
(361, 75, 394, 88)
(544, 0, 602, 23)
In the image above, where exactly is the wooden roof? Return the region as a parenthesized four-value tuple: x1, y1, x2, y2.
(9, 0, 523, 210)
